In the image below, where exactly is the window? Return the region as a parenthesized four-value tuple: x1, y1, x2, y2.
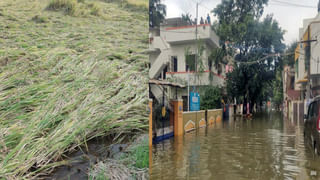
(186, 54, 195, 71)
(308, 102, 314, 120)
(308, 102, 319, 120)
(208, 58, 212, 71)
(312, 101, 319, 119)
(171, 56, 178, 72)
(163, 66, 167, 79)
(290, 77, 294, 90)
(182, 96, 188, 111)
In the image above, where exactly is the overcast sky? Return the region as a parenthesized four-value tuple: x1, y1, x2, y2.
(163, 0, 319, 45)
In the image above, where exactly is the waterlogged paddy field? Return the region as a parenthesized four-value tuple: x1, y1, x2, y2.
(0, 0, 148, 179)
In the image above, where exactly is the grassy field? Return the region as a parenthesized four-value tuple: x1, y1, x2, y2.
(0, 0, 148, 178)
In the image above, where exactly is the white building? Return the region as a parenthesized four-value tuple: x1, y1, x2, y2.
(295, 7, 320, 113)
(149, 18, 224, 110)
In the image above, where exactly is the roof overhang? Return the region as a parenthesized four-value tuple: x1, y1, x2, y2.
(296, 79, 308, 84)
(146, 48, 160, 54)
(149, 79, 185, 88)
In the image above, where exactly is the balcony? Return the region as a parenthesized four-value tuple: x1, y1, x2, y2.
(160, 24, 219, 47)
(166, 71, 225, 86)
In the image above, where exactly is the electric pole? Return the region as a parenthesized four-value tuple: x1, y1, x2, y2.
(195, 2, 198, 91)
(188, 2, 199, 112)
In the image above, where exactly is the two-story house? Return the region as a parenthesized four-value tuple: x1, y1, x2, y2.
(149, 18, 224, 110)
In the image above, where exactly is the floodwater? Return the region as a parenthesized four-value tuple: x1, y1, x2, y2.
(150, 112, 320, 180)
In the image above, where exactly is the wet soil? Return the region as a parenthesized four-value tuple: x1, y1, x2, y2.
(43, 137, 129, 180)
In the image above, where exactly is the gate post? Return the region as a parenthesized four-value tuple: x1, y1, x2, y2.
(149, 99, 153, 146)
(172, 99, 183, 136)
(148, 99, 153, 174)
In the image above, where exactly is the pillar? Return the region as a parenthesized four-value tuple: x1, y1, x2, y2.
(148, 99, 153, 175)
(149, 99, 153, 147)
(172, 99, 183, 136)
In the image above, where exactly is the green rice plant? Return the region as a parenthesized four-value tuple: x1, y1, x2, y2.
(130, 141, 149, 169)
(31, 15, 48, 23)
(126, 0, 148, 9)
(0, 0, 148, 178)
(47, 0, 77, 15)
(101, 0, 148, 11)
(89, 3, 101, 16)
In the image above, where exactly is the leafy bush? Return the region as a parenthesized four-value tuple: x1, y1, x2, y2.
(200, 86, 222, 110)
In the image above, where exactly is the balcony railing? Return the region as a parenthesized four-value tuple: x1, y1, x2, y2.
(161, 24, 219, 47)
(166, 71, 225, 86)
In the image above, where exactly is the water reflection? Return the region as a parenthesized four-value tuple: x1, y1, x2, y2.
(150, 113, 320, 179)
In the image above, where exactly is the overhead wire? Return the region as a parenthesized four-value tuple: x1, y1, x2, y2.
(160, 0, 319, 64)
(270, 0, 317, 9)
(230, 52, 292, 65)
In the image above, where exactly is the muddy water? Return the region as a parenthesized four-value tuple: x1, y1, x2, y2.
(150, 113, 320, 180)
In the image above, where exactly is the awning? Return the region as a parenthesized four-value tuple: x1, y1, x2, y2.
(296, 79, 308, 84)
(149, 79, 185, 88)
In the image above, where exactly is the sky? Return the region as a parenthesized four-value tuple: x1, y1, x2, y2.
(163, 0, 319, 45)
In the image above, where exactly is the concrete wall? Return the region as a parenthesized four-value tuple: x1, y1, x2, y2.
(183, 111, 205, 132)
(166, 71, 225, 87)
(297, 45, 306, 82)
(310, 22, 320, 76)
(207, 109, 222, 125)
(168, 43, 218, 73)
(183, 109, 222, 133)
(160, 24, 219, 47)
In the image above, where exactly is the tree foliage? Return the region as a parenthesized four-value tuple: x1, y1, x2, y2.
(149, 0, 166, 28)
(212, 0, 285, 111)
(213, 0, 268, 43)
(208, 44, 231, 75)
(272, 70, 283, 110)
(283, 41, 298, 67)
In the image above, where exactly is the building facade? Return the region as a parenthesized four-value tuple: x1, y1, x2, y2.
(149, 18, 224, 110)
(294, 11, 320, 116)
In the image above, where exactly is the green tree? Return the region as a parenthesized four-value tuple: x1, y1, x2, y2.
(272, 69, 283, 110)
(212, 0, 285, 113)
(208, 44, 230, 75)
(149, 0, 166, 28)
(213, 0, 268, 43)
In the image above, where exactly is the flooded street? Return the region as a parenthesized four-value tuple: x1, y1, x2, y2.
(150, 113, 320, 180)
